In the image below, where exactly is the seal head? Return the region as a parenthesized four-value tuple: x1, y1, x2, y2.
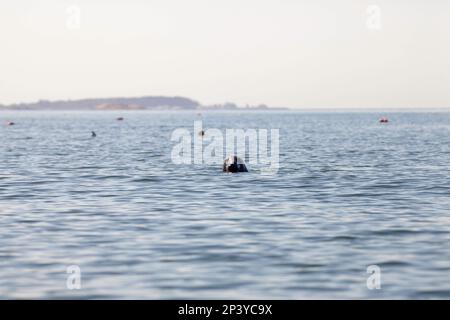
(223, 156, 248, 173)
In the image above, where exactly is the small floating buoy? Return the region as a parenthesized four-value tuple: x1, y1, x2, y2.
(379, 117, 389, 123)
(223, 155, 248, 173)
(5, 121, 15, 126)
(117, 117, 124, 121)
(91, 131, 97, 137)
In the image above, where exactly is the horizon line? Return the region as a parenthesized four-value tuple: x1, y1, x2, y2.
(1, 95, 449, 111)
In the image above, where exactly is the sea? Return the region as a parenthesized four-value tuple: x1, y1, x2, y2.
(1, 110, 450, 299)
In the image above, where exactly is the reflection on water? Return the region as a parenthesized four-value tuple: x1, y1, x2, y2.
(1, 111, 450, 299)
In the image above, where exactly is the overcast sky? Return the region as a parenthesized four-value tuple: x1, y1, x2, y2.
(1, 0, 449, 108)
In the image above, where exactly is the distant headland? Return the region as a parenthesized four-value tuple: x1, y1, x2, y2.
(0, 96, 288, 111)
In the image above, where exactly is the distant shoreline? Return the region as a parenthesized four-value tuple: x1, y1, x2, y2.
(0, 95, 288, 111)
(1, 96, 448, 112)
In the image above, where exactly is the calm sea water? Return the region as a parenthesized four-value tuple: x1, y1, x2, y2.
(1, 110, 450, 299)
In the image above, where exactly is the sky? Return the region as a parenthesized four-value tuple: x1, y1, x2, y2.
(1, 0, 449, 108)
